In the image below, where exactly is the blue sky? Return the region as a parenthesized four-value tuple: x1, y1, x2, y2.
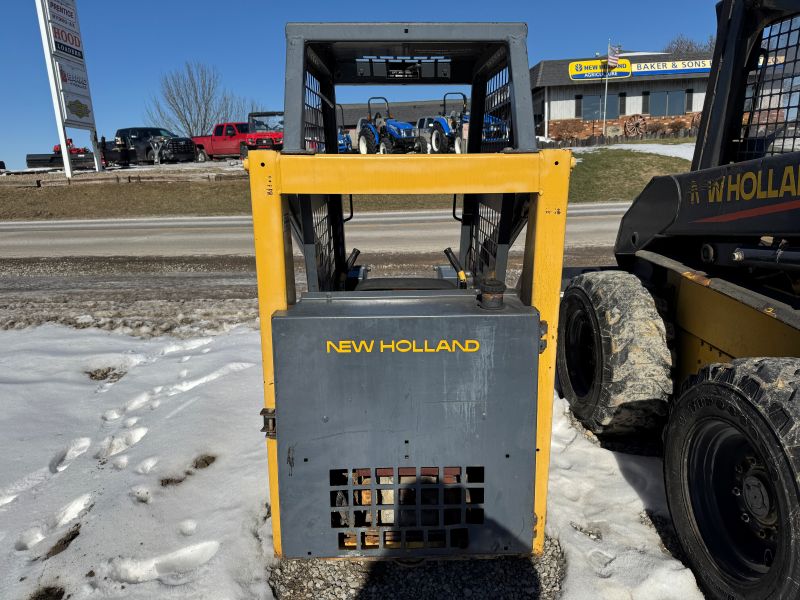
(0, 1, 717, 169)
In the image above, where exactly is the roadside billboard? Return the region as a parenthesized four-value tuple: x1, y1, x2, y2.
(35, 0, 100, 175)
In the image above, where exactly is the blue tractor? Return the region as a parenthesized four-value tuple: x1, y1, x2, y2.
(356, 97, 416, 154)
(431, 92, 468, 154)
(336, 104, 353, 153)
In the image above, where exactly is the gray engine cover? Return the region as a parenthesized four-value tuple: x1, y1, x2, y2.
(272, 290, 540, 558)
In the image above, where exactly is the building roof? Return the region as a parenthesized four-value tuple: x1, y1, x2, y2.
(338, 99, 460, 127)
(530, 52, 713, 88)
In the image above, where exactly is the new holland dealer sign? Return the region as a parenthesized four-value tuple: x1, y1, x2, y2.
(36, 0, 96, 130)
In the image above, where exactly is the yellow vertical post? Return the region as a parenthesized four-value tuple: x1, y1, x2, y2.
(529, 150, 571, 554)
(247, 151, 288, 556)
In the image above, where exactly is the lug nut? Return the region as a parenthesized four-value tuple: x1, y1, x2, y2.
(732, 487, 741, 497)
(741, 513, 751, 523)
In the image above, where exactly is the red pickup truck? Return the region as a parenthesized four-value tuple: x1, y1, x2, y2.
(192, 116, 283, 161)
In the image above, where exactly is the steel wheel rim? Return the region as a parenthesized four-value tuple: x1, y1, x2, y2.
(563, 296, 598, 400)
(687, 416, 781, 582)
(432, 131, 440, 152)
(359, 136, 368, 154)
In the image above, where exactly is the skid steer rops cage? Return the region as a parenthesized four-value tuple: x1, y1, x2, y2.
(247, 23, 572, 559)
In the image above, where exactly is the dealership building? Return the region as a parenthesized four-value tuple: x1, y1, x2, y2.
(336, 51, 713, 143)
(530, 52, 712, 139)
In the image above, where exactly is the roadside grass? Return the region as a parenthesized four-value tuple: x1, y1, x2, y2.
(569, 149, 690, 203)
(0, 149, 690, 220)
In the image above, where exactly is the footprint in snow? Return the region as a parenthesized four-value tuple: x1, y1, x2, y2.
(125, 391, 152, 413)
(15, 493, 93, 551)
(102, 409, 121, 422)
(96, 428, 148, 459)
(134, 457, 159, 475)
(166, 362, 255, 396)
(0, 468, 50, 507)
(161, 338, 213, 356)
(179, 520, 197, 536)
(130, 485, 152, 504)
(106, 541, 220, 584)
(49, 438, 91, 474)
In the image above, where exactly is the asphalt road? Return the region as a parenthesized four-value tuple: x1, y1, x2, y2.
(0, 202, 628, 258)
(0, 205, 623, 332)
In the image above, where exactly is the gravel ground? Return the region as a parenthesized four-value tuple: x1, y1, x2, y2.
(0, 248, 614, 338)
(269, 537, 565, 600)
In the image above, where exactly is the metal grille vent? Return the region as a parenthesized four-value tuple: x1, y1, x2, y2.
(304, 71, 326, 153)
(737, 15, 800, 161)
(466, 201, 502, 279)
(312, 201, 335, 290)
(481, 65, 513, 152)
(329, 466, 485, 552)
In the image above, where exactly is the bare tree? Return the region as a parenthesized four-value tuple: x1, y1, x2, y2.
(663, 34, 716, 55)
(146, 62, 264, 136)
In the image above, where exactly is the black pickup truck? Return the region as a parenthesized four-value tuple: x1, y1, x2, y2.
(110, 127, 196, 165)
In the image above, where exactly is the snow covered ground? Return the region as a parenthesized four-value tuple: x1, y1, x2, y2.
(572, 143, 695, 161)
(0, 325, 702, 599)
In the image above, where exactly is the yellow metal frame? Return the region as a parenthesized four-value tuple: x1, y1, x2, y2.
(668, 269, 800, 383)
(246, 149, 572, 557)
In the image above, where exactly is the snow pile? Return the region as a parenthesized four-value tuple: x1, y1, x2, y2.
(572, 143, 695, 161)
(0, 325, 701, 599)
(547, 397, 702, 599)
(0, 325, 275, 599)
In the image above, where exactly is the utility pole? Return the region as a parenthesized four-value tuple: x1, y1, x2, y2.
(602, 38, 610, 137)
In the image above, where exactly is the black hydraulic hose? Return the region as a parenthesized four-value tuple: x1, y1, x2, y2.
(732, 247, 800, 271)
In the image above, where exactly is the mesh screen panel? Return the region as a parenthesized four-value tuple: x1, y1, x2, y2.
(737, 15, 800, 161)
(304, 71, 326, 153)
(466, 201, 502, 278)
(481, 65, 513, 152)
(312, 200, 336, 290)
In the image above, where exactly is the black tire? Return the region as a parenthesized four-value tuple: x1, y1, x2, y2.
(431, 122, 450, 154)
(378, 136, 394, 154)
(196, 149, 208, 163)
(556, 271, 672, 435)
(239, 143, 248, 159)
(358, 128, 377, 154)
(146, 149, 155, 164)
(664, 358, 800, 600)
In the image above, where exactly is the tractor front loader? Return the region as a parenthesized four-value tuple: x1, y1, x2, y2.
(245, 22, 572, 560)
(557, 2, 800, 598)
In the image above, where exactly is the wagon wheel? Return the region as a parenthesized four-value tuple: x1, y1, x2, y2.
(691, 112, 702, 129)
(624, 115, 647, 137)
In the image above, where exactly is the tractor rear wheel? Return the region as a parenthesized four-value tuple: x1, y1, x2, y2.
(664, 358, 800, 600)
(431, 123, 450, 154)
(379, 136, 394, 154)
(358, 128, 376, 154)
(556, 271, 672, 435)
